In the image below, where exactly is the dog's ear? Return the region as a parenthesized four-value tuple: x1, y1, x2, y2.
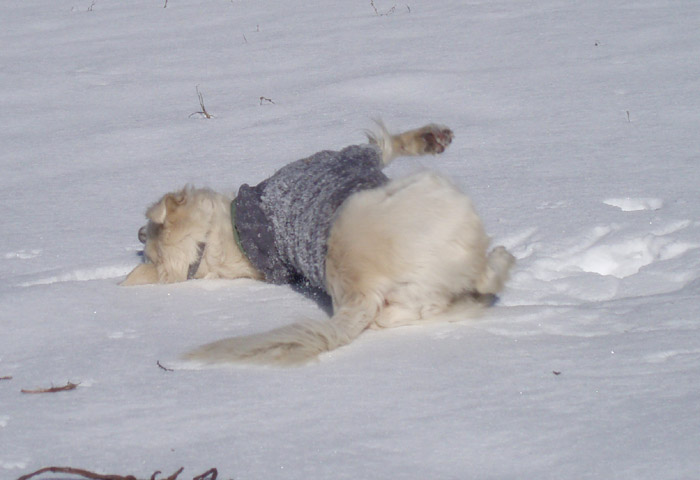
(146, 191, 187, 224)
(121, 263, 159, 286)
(146, 197, 168, 224)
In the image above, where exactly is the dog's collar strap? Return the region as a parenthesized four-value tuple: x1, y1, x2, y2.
(186, 242, 206, 280)
(230, 199, 248, 259)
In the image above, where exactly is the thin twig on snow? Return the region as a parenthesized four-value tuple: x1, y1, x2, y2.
(20, 382, 79, 394)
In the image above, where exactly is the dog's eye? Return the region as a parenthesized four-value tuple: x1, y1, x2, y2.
(138, 226, 147, 244)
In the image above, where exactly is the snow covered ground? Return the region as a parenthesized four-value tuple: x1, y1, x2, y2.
(2, 0, 700, 478)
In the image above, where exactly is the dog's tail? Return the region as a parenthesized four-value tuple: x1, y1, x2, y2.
(365, 119, 395, 165)
(183, 301, 377, 366)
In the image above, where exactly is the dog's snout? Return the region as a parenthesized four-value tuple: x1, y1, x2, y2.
(138, 226, 147, 244)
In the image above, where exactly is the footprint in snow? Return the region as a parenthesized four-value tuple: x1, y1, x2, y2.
(1, 460, 27, 470)
(3, 249, 41, 260)
(503, 200, 699, 305)
(18, 265, 133, 287)
(108, 329, 138, 340)
(565, 230, 696, 279)
(644, 349, 700, 364)
(603, 197, 663, 212)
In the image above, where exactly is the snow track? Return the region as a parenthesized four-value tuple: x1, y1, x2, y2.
(505, 199, 699, 307)
(18, 265, 134, 287)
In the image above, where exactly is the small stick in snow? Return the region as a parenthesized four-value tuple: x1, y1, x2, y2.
(192, 469, 218, 480)
(259, 96, 275, 105)
(189, 86, 214, 119)
(0, 375, 13, 381)
(157, 360, 174, 372)
(370, 0, 396, 16)
(153, 467, 184, 480)
(20, 382, 79, 394)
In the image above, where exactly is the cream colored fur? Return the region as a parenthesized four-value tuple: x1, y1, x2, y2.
(122, 188, 261, 285)
(123, 123, 514, 366)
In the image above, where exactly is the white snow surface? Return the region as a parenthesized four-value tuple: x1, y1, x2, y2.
(2, 1, 700, 479)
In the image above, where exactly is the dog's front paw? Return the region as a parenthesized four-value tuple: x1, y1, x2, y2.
(420, 124, 454, 154)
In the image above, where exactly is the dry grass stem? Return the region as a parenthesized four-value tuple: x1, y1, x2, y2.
(189, 86, 214, 119)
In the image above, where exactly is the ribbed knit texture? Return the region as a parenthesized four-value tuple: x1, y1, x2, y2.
(234, 144, 388, 290)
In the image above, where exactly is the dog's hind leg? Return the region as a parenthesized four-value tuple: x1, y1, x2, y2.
(328, 170, 514, 332)
(367, 121, 454, 165)
(475, 246, 516, 296)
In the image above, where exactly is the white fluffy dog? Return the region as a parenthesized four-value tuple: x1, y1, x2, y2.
(123, 123, 514, 365)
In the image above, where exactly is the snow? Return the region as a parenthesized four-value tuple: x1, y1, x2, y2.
(1, 0, 700, 478)
(603, 197, 664, 212)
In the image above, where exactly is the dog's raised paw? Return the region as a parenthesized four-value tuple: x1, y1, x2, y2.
(421, 125, 454, 154)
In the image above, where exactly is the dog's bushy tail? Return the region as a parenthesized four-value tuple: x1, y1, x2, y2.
(183, 301, 376, 366)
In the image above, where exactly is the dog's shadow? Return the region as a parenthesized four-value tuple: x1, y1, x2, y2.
(130, 250, 334, 314)
(290, 277, 334, 316)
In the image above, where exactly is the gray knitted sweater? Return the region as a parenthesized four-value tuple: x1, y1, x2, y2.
(233, 144, 388, 291)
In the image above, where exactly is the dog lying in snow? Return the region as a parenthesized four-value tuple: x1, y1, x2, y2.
(122, 123, 515, 365)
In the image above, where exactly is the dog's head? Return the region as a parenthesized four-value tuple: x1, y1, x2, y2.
(121, 187, 216, 285)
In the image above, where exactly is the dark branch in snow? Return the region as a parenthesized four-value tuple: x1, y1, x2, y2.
(17, 466, 139, 480)
(16, 466, 218, 480)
